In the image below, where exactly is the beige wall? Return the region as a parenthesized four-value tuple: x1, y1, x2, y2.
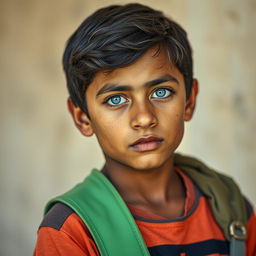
(1, 0, 255, 255)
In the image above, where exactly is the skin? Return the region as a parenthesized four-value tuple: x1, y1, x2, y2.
(68, 46, 198, 219)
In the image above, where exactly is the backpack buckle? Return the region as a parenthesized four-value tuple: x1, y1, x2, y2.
(229, 221, 247, 240)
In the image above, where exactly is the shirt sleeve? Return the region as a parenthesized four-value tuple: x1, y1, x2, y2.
(246, 211, 256, 256)
(245, 198, 256, 256)
(33, 203, 100, 256)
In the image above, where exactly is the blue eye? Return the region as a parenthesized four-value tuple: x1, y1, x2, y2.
(151, 88, 172, 99)
(106, 95, 127, 106)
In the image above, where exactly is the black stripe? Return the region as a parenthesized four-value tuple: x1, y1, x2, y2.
(148, 239, 229, 256)
(39, 202, 74, 231)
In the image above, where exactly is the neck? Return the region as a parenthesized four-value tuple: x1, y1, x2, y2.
(101, 155, 185, 207)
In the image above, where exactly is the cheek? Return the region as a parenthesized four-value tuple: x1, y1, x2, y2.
(160, 101, 185, 126)
(166, 112, 185, 150)
(170, 114, 184, 136)
(90, 115, 125, 149)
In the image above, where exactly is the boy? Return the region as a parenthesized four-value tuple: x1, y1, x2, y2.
(34, 3, 256, 256)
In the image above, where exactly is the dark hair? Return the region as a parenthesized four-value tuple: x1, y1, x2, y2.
(63, 3, 193, 114)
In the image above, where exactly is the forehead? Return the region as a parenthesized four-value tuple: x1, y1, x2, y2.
(87, 46, 184, 93)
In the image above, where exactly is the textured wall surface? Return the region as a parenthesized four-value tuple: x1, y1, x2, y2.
(1, 0, 255, 255)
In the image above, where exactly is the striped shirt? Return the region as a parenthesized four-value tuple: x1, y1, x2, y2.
(34, 169, 256, 256)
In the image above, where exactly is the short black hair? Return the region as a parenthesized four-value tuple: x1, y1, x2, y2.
(63, 3, 193, 114)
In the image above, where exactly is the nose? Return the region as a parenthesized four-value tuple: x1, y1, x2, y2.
(130, 100, 157, 130)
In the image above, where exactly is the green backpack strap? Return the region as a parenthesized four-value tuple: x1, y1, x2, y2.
(174, 153, 247, 256)
(45, 169, 150, 256)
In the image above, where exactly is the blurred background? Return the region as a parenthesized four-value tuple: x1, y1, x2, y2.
(1, 0, 256, 255)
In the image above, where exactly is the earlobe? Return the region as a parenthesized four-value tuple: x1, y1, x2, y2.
(184, 79, 199, 121)
(67, 98, 94, 137)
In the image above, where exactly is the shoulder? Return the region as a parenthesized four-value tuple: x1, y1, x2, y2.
(39, 202, 75, 231)
(34, 203, 100, 256)
(38, 202, 92, 238)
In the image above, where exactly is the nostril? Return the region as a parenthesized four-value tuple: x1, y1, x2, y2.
(149, 120, 157, 128)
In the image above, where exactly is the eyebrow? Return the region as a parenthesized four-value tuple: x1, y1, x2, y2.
(96, 74, 179, 97)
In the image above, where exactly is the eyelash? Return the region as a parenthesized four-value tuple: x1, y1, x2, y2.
(103, 94, 128, 107)
(103, 87, 175, 107)
(151, 87, 174, 99)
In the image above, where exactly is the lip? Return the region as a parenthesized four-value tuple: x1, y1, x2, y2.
(129, 136, 164, 152)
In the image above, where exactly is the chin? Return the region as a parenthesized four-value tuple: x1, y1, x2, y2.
(129, 155, 169, 171)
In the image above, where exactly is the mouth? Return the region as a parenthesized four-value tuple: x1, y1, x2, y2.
(129, 136, 164, 152)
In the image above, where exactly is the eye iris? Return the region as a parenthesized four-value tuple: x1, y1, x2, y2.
(156, 89, 166, 97)
(110, 96, 121, 105)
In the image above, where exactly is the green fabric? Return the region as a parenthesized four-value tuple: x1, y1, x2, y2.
(45, 169, 150, 256)
(174, 153, 247, 240)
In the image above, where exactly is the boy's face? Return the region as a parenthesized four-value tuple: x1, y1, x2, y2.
(69, 46, 198, 171)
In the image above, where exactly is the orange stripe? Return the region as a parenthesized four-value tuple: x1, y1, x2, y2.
(136, 197, 226, 247)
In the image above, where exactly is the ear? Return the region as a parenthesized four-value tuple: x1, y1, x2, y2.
(184, 79, 199, 121)
(67, 98, 94, 137)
